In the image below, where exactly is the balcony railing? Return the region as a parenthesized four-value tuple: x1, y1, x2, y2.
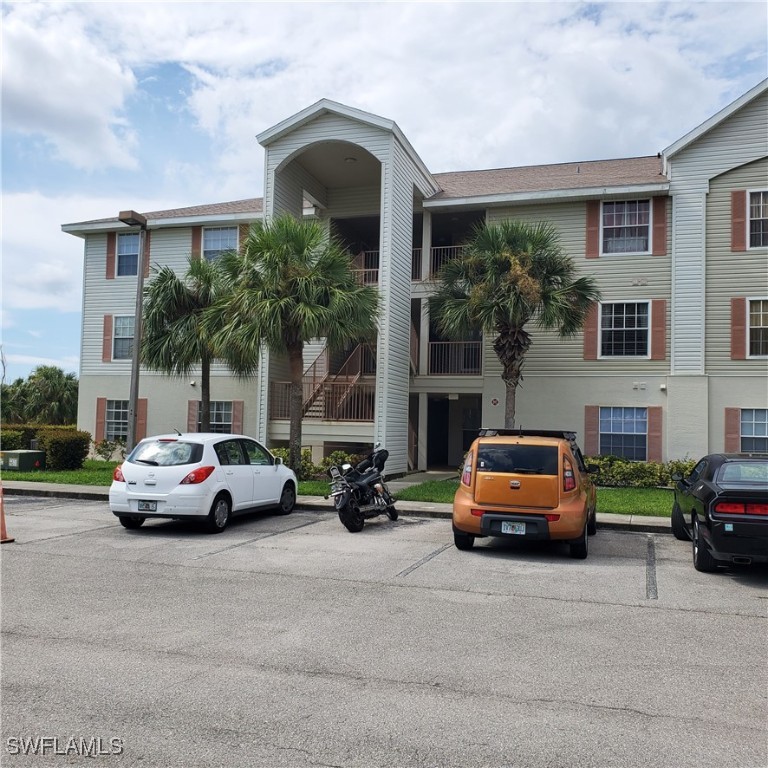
(430, 245, 466, 278)
(270, 381, 375, 421)
(428, 341, 482, 375)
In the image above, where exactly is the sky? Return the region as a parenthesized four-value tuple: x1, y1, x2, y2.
(1, 0, 767, 384)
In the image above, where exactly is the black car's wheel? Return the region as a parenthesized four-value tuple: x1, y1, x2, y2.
(338, 501, 365, 533)
(569, 520, 589, 559)
(386, 505, 398, 521)
(453, 526, 475, 551)
(206, 495, 231, 534)
(671, 502, 688, 541)
(119, 515, 145, 530)
(587, 505, 597, 536)
(276, 482, 296, 515)
(692, 517, 717, 573)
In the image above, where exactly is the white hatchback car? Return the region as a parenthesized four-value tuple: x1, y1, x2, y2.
(109, 433, 298, 533)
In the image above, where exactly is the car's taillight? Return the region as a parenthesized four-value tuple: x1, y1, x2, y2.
(715, 502, 744, 514)
(470, 508, 484, 517)
(545, 514, 561, 522)
(746, 504, 768, 516)
(461, 451, 474, 486)
(180, 466, 215, 485)
(113, 466, 125, 482)
(563, 457, 576, 492)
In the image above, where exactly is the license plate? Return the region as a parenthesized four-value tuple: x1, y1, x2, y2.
(501, 521, 525, 535)
(138, 500, 157, 512)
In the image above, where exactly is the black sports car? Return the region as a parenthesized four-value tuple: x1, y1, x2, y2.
(671, 454, 768, 572)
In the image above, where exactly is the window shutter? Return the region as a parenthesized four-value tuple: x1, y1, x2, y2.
(651, 300, 667, 360)
(583, 303, 598, 360)
(137, 399, 148, 442)
(232, 401, 244, 434)
(584, 406, 599, 456)
(730, 297, 747, 360)
(95, 398, 107, 442)
(187, 400, 199, 432)
(724, 408, 741, 452)
(731, 191, 747, 252)
(106, 233, 116, 279)
(102, 315, 113, 362)
(647, 407, 663, 462)
(585, 201, 600, 259)
(652, 197, 668, 256)
(238, 223, 250, 249)
(191, 226, 202, 260)
(143, 231, 151, 277)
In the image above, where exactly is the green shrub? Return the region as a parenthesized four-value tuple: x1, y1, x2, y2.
(269, 447, 316, 480)
(0, 423, 42, 449)
(93, 438, 126, 462)
(37, 428, 91, 470)
(586, 455, 698, 488)
(0, 429, 24, 450)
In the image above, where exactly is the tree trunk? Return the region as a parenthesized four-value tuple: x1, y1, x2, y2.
(200, 352, 211, 432)
(288, 343, 305, 476)
(493, 327, 531, 429)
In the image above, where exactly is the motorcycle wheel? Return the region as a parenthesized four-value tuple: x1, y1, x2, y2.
(386, 505, 398, 521)
(338, 500, 365, 533)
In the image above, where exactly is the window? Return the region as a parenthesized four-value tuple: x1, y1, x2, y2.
(106, 400, 129, 441)
(241, 439, 272, 466)
(600, 302, 649, 357)
(749, 191, 768, 248)
(740, 409, 768, 452)
(113, 316, 134, 360)
(197, 401, 233, 433)
(748, 299, 768, 357)
(602, 200, 650, 254)
(117, 232, 139, 276)
(599, 407, 647, 460)
(203, 227, 237, 261)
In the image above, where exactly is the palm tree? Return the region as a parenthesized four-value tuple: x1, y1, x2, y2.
(25, 366, 78, 424)
(430, 220, 601, 428)
(142, 257, 231, 432)
(1, 377, 30, 424)
(205, 214, 379, 471)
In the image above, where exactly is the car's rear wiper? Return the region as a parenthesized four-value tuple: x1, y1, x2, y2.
(513, 467, 543, 474)
(134, 459, 158, 466)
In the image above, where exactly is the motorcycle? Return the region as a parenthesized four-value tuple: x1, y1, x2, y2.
(326, 445, 398, 532)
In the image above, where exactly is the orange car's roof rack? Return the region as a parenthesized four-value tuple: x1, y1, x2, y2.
(479, 428, 578, 442)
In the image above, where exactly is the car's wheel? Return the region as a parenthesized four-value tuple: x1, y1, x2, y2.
(386, 505, 398, 521)
(119, 515, 145, 530)
(569, 520, 589, 559)
(453, 526, 475, 551)
(692, 517, 717, 573)
(276, 482, 296, 515)
(587, 505, 597, 536)
(671, 502, 688, 541)
(338, 501, 365, 533)
(206, 495, 231, 534)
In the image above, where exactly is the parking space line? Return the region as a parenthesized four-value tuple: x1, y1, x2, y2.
(646, 535, 658, 600)
(396, 543, 453, 577)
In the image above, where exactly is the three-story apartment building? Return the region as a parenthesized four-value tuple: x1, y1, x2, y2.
(63, 80, 768, 474)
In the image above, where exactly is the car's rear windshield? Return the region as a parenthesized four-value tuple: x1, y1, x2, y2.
(477, 444, 559, 475)
(717, 460, 768, 485)
(129, 440, 204, 467)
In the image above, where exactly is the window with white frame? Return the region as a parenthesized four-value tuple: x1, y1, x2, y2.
(197, 401, 233, 433)
(740, 408, 768, 452)
(203, 227, 238, 261)
(600, 302, 649, 357)
(599, 407, 647, 460)
(749, 299, 768, 357)
(749, 191, 768, 248)
(113, 316, 134, 360)
(602, 200, 650, 254)
(106, 400, 129, 441)
(117, 232, 139, 276)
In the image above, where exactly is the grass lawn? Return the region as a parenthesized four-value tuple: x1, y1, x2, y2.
(2, 463, 673, 516)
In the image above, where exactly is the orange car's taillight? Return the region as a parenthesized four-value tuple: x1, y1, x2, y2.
(113, 466, 125, 482)
(180, 466, 215, 485)
(563, 457, 576, 492)
(461, 451, 474, 486)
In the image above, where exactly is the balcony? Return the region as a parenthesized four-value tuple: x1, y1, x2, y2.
(270, 380, 375, 421)
(428, 341, 482, 375)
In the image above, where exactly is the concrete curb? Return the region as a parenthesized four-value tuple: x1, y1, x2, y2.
(2, 481, 672, 534)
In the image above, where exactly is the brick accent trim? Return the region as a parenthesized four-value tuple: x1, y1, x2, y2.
(731, 190, 747, 252)
(238, 223, 250, 249)
(188, 401, 198, 432)
(232, 401, 244, 434)
(724, 408, 741, 452)
(191, 226, 202, 260)
(584, 406, 599, 456)
(585, 201, 600, 259)
(647, 407, 663, 462)
(106, 233, 116, 279)
(143, 231, 151, 277)
(102, 315, 113, 362)
(583, 303, 598, 360)
(137, 399, 148, 442)
(652, 197, 668, 256)
(731, 297, 747, 360)
(95, 398, 107, 442)
(651, 299, 667, 361)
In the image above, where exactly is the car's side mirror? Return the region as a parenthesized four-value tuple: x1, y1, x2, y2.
(670, 472, 682, 482)
(587, 464, 599, 474)
(274, 457, 283, 465)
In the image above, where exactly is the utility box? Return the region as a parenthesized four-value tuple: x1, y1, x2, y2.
(0, 450, 46, 472)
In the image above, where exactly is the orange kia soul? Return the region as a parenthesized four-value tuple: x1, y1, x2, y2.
(453, 429, 598, 558)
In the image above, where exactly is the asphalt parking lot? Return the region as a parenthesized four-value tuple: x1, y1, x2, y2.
(2, 496, 767, 768)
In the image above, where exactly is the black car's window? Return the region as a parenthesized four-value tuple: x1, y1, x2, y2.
(130, 440, 202, 466)
(477, 444, 559, 475)
(215, 440, 246, 466)
(717, 461, 768, 484)
(687, 459, 707, 484)
(241, 440, 272, 466)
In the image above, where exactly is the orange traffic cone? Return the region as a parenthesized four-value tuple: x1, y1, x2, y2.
(0, 483, 15, 543)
